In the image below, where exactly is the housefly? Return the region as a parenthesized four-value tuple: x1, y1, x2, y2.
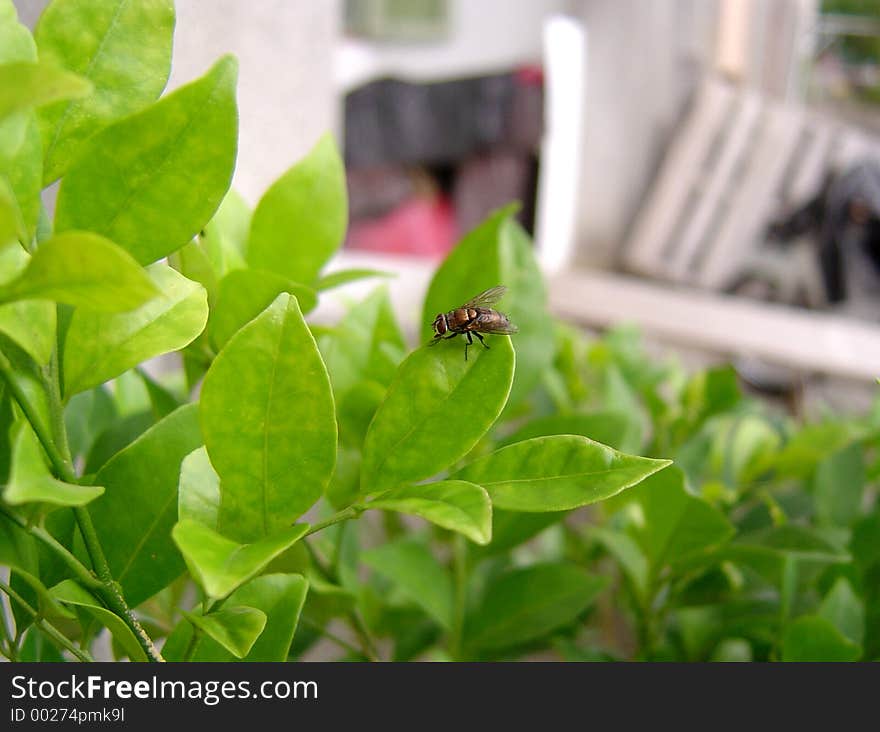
(429, 285, 518, 360)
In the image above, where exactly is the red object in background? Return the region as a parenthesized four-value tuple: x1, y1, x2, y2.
(345, 194, 458, 258)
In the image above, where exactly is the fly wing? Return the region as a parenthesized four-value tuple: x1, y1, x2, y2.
(462, 285, 507, 309)
(478, 320, 519, 335)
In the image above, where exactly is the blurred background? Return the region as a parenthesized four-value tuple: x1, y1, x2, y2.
(16, 0, 880, 408)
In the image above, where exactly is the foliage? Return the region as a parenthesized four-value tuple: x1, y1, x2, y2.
(0, 0, 877, 663)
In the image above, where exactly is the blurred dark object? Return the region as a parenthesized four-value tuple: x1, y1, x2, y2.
(343, 66, 544, 256)
(344, 0, 449, 42)
(344, 70, 543, 168)
(768, 160, 880, 303)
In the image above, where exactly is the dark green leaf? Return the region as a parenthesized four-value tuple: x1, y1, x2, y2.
(814, 442, 864, 528)
(55, 55, 238, 265)
(820, 577, 864, 647)
(464, 563, 608, 652)
(454, 435, 671, 512)
(361, 335, 514, 494)
(781, 615, 861, 661)
(35, 0, 175, 182)
(247, 133, 347, 284)
(362, 539, 453, 629)
(200, 293, 336, 541)
(88, 403, 202, 606)
(368, 480, 492, 545)
(50, 579, 147, 661)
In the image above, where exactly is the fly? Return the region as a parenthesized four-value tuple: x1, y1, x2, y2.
(429, 285, 518, 360)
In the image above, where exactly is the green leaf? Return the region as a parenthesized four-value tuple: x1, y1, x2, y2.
(136, 367, 180, 419)
(88, 403, 202, 606)
(315, 268, 392, 292)
(454, 435, 671, 512)
(475, 509, 565, 557)
(62, 264, 208, 397)
(0, 61, 91, 120)
(0, 1, 36, 66)
(203, 188, 250, 260)
(362, 539, 453, 629)
(178, 446, 220, 529)
(183, 606, 267, 659)
(64, 385, 117, 461)
(762, 422, 857, 479)
(55, 55, 238, 265)
(171, 518, 309, 600)
(336, 380, 386, 449)
(361, 335, 514, 494)
(820, 577, 865, 647)
(319, 286, 406, 399)
(49, 579, 147, 661)
(2, 421, 103, 508)
(781, 615, 861, 661)
(200, 293, 336, 542)
(0, 231, 157, 310)
(422, 205, 554, 406)
(814, 442, 864, 528)
(368, 480, 492, 545)
(0, 299, 55, 365)
(35, 0, 175, 183)
(208, 269, 317, 350)
(0, 115, 41, 244)
(247, 133, 347, 285)
(589, 526, 650, 602)
(622, 466, 735, 568)
(464, 563, 608, 652)
(171, 574, 308, 661)
(499, 411, 640, 452)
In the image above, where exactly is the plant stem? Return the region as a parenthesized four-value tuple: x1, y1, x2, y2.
(181, 627, 202, 662)
(0, 505, 101, 590)
(304, 505, 364, 537)
(0, 346, 164, 662)
(0, 581, 93, 662)
(450, 534, 468, 660)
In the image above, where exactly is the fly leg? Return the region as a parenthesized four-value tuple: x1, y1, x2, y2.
(465, 332, 473, 361)
(474, 332, 490, 350)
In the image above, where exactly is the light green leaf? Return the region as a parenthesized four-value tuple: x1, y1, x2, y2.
(319, 286, 406, 399)
(171, 518, 309, 600)
(368, 480, 492, 545)
(178, 446, 220, 529)
(62, 264, 208, 397)
(820, 577, 865, 647)
(0, 299, 55, 365)
(0, 231, 157, 310)
(781, 615, 861, 661)
(499, 412, 642, 453)
(183, 606, 267, 659)
(200, 293, 336, 542)
(0, 1, 36, 66)
(55, 55, 238, 265)
(170, 573, 308, 661)
(50, 579, 147, 661)
(203, 188, 251, 260)
(35, 0, 175, 183)
(622, 467, 735, 568)
(247, 133, 347, 284)
(464, 563, 608, 652)
(422, 205, 553, 406)
(3, 421, 103, 508)
(361, 335, 514, 494)
(362, 539, 453, 629)
(208, 268, 317, 350)
(88, 403, 202, 606)
(0, 115, 41, 244)
(454, 435, 670, 512)
(0, 61, 91, 120)
(315, 268, 392, 292)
